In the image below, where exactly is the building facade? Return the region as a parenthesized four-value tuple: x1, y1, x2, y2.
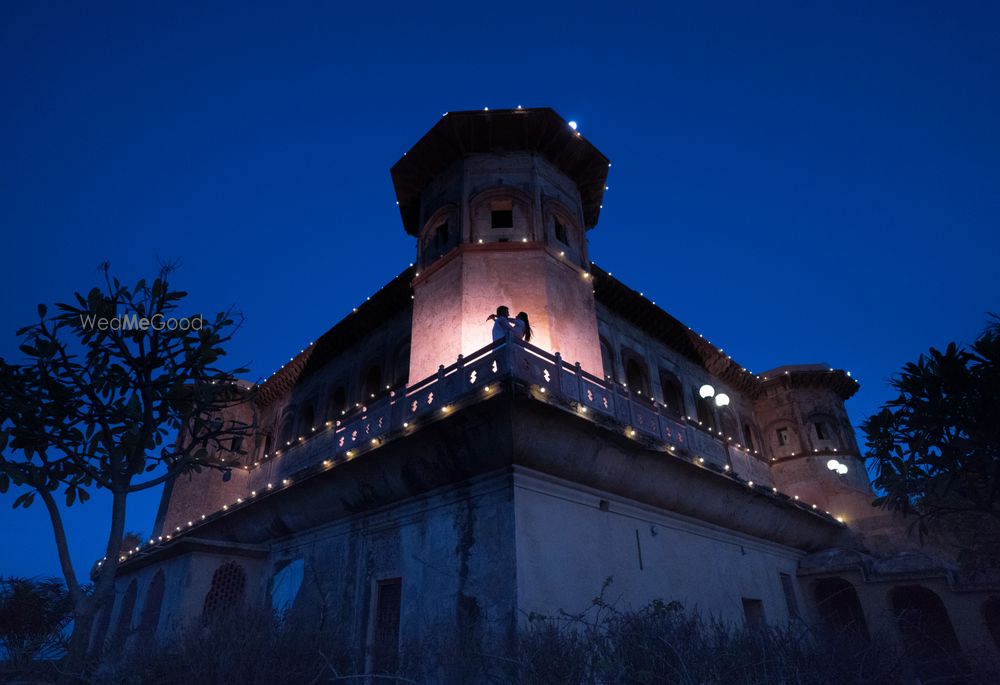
(98, 109, 1000, 679)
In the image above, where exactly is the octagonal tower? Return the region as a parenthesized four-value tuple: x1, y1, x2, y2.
(393, 108, 610, 382)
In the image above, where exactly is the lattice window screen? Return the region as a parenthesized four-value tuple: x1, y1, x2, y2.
(202, 561, 247, 617)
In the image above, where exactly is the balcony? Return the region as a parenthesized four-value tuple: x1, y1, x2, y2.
(123, 337, 841, 566)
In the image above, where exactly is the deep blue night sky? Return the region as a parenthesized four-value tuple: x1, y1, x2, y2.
(1, 2, 997, 580)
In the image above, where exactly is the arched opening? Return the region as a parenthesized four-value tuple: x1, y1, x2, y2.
(434, 221, 449, 247)
(742, 421, 756, 451)
(138, 570, 165, 641)
(695, 393, 718, 431)
(469, 187, 534, 244)
(720, 407, 739, 441)
(112, 578, 138, 645)
(392, 341, 410, 388)
(808, 411, 841, 450)
(328, 386, 346, 418)
(658, 369, 684, 416)
(298, 403, 315, 434)
(623, 353, 650, 396)
(419, 206, 458, 264)
(202, 561, 247, 620)
(363, 366, 383, 400)
(599, 339, 616, 382)
(889, 585, 965, 676)
(278, 413, 295, 448)
(553, 217, 568, 244)
(983, 596, 1000, 652)
(812, 577, 869, 639)
(259, 431, 273, 458)
(270, 559, 305, 616)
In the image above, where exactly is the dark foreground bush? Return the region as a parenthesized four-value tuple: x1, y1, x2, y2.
(14, 594, 997, 684)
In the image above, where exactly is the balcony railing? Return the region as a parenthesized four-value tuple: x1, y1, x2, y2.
(128, 337, 833, 566)
(276, 336, 764, 479)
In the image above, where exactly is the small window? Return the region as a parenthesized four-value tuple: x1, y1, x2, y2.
(742, 423, 755, 451)
(230, 435, 243, 453)
(815, 422, 828, 440)
(261, 432, 273, 457)
(776, 427, 789, 446)
(780, 573, 800, 620)
(434, 222, 449, 246)
(491, 209, 513, 229)
(742, 597, 766, 630)
(372, 579, 402, 673)
(554, 219, 568, 244)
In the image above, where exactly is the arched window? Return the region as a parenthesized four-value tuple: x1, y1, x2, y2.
(622, 353, 650, 396)
(363, 366, 383, 400)
(658, 369, 684, 416)
(259, 432, 273, 458)
(298, 403, 315, 434)
(720, 408, 739, 441)
(434, 221, 449, 247)
(328, 387, 346, 418)
(625, 359, 648, 395)
(813, 577, 868, 639)
(553, 218, 568, 244)
(470, 187, 533, 244)
(392, 341, 410, 388)
(138, 570, 165, 641)
(889, 585, 965, 676)
(112, 578, 138, 643)
(599, 339, 616, 382)
(202, 561, 247, 619)
(695, 391, 718, 431)
(742, 422, 756, 451)
(278, 413, 295, 447)
(419, 206, 458, 264)
(805, 410, 840, 447)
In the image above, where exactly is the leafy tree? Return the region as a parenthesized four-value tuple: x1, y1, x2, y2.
(0, 576, 73, 668)
(862, 316, 1000, 543)
(0, 264, 255, 678)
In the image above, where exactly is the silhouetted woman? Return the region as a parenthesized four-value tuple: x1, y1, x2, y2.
(512, 312, 532, 343)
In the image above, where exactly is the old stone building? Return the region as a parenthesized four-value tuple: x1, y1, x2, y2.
(100, 108, 1000, 677)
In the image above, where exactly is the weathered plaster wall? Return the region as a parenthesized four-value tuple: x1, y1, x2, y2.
(269, 474, 518, 669)
(512, 469, 806, 626)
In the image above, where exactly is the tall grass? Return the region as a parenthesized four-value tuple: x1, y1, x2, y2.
(15, 586, 996, 684)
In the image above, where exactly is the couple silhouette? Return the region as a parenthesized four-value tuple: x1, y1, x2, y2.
(487, 306, 532, 343)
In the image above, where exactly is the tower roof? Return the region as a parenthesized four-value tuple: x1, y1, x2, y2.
(391, 108, 610, 235)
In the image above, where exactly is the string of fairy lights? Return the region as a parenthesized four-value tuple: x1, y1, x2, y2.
(114, 344, 850, 567)
(113, 118, 860, 564)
